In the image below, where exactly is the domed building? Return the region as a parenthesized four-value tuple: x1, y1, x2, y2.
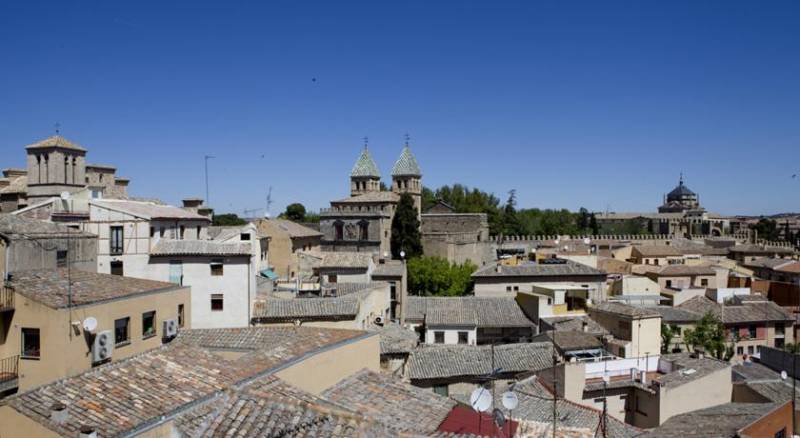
(658, 175, 702, 213)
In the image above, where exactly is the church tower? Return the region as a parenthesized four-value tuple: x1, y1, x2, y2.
(25, 135, 87, 202)
(391, 139, 422, 215)
(349, 143, 381, 197)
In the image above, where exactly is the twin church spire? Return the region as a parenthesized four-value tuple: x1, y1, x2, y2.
(349, 137, 422, 209)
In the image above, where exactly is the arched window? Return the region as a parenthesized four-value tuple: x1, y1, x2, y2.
(359, 221, 369, 241)
(64, 156, 70, 183)
(334, 221, 344, 241)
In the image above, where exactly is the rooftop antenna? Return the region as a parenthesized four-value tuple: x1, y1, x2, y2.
(204, 155, 215, 208)
(265, 186, 273, 218)
(54, 122, 61, 135)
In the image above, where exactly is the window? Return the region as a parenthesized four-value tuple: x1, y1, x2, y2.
(114, 317, 130, 346)
(239, 233, 251, 241)
(329, 274, 338, 283)
(776, 324, 785, 335)
(110, 226, 124, 255)
(196, 226, 201, 238)
(458, 331, 469, 345)
(110, 261, 124, 276)
(506, 286, 512, 292)
(21, 328, 40, 359)
(56, 250, 68, 267)
(359, 221, 369, 241)
(179, 226, 185, 240)
(737, 346, 744, 355)
(776, 427, 787, 438)
(160, 227, 165, 238)
(142, 311, 156, 338)
(665, 280, 672, 288)
(433, 385, 449, 397)
(210, 259, 223, 276)
(335, 222, 344, 240)
(747, 345, 754, 355)
(513, 286, 519, 292)
(150, 227, 155, 238)
(701, 278, 708, 287)
(434, 331, 445, 344)
(178, 304, 185, 327)
(748, 325, 757, 339)
(547, 298, 552, 305)
(211, 294, 224, 311)
(654, 259, 659, 266)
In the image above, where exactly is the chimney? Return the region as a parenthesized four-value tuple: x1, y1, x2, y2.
(495, 264, 502, 274)
(582, 320, 589, 332)
(630, 368, 638, 381)
(640, 370, 647, 384)
(182, 198, 204, 212)
(50, 402, 68, 424)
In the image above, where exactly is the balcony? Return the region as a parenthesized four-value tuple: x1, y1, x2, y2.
(0, 355, 19, 394)
(0, 286, 13, 313)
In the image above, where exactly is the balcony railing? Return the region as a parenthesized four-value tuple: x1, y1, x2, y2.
(0, 355, 19, 391)
(0, 286, 13, 312)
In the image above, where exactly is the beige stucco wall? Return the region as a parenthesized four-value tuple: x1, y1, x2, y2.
(274, 333, 379, 394)
(658, 364, 731, 425)
(0, 286, 190, 391)
(0, 405, 59, 438)
(588, 309, 661, 358)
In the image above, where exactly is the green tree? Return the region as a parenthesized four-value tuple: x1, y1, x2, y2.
(750, 218, 779, 241)
(282, 203, 307, 222)
(501, 189, 525, 236)
(661, 323, 678, 354)
(589, 213, 599, 235)
(391, 193, 423, 259)
(683, 312, 732, 359)
(407, 256, 478, 296)
(212, 213, 247, 226)
(577, 207, 590, 231)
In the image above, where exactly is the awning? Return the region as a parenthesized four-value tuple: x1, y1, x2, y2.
(259, 269, 278, 280)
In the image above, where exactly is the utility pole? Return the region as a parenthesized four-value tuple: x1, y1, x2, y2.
(204, 155, 215, 207)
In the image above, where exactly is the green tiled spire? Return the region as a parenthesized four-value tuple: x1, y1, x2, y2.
(391, 146, 421, 177)
(350, 147, 381, 178)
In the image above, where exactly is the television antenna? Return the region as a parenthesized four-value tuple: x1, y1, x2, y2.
(265, 186, 273, 218)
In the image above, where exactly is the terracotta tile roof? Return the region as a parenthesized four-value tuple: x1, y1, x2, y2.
(91, 199, 210, 220)
(631, 245, 683, 257)
(642, 402, 781, 438)
(322, 369, 454, 433)
(332, 191, 400, 204)
(677, 296, 793, 324)
(652, 264, 716, 276)
(730, 244, 795, 254)
(407, 342, 552, 380)
(25, 135, 87, 152)
(5, 327, 372, 437)
(590, 302, 661, 319)
(644, 306, 703, 323)
(8, 269, 181, 309)
(654, 353, 730, 388)
(539, 315, 609, 335)
(405, 296, 534, 327)
(0, 215, 94, 238)
(0, 174, 26, 194)
(533, 330, 603, 352)
(175, 374, 390, 437)
(776, 261, 800, 274)
(371, 260, 404, 277)
(472, 260, 606, 278)
(376, 323, 419, 355)
(150, 239, 251, 256)
(252, 296, 361, 322)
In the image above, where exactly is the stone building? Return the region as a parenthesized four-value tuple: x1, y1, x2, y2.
(320, 142, 422, 255)
(0, 135, 131, 213)
(597, 176, 732, 237)
(420, 200, 493, 266)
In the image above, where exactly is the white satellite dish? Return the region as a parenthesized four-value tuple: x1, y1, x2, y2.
(469, 387, 492, 412)
(583, 237, 591, 245)
(82, 317, 98, 333)
(501, 391, 519, 410)
(781, 370, 788, 380)
(60, 191, 71, 200)
(554, 239, 560, 245)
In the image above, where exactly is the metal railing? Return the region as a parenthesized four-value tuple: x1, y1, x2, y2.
(0, 286, 13, 311)
(0, 355, 19, 384)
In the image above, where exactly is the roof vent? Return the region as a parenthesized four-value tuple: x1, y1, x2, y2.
(50, 402, 68, 424)
(495, 264, 502, 273)
(79, 425, 97, 438)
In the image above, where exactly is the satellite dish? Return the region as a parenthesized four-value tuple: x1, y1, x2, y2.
(469, 387, 492, 412)
(781, 371, 788, 380)
(554, 239, 560, 245)
(399, 250, 406, 259)
(583, 237, 591, 245)
(82, 317, 98, 333)
(501, 391, 519, 410)
(60, 191, 71, 200)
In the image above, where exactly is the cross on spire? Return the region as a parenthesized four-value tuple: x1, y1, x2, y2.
(362, 136, 369, 149)
(404, 132, 411, 147)
(54, 122, 61, 135)
(679, 172, 684, 185)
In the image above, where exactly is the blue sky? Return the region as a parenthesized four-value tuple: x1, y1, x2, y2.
(1, 1, 798, 216)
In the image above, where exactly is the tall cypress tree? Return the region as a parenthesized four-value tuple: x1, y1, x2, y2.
(391, 193, 422, 259)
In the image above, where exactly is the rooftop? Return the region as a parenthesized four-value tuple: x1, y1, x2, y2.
(257, 218, 323, 238)
(6, 326, 372, 437)
(150, 239, 252, 256)
(25, 135, 87, 152)
(539, 315, 609, 335)
(391, 145, 422, 177)
(350, 147, 381, 178)
(651, 264, 717, 277)
(472, 259, 607, 279)
(643, 402, 781, 438)
(677, 296, 793, 324)
(730, 244, 795, 254)
(404, 296, 533, 327)
(376, 323, 419, 355)
(631, 245, 684, 257)
(590, 302, 661, 319)
(92, 199, 210, 221)
(533, 330, 603, 352)
(8, 269, 181, 309)
(0, 214, 94, 238)
(322, 369, 453, 434)
(252, 296, 360, 322)
(644, 306, 703, 323)
(655, 353, 731, 388)
(407, 342, 552, 380)
(331, 191, 400, 204)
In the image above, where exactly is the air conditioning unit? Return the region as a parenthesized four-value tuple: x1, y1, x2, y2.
(374, 316, 384, 326)
(163, 318, 178, 339)
(92, 330, 114, 363)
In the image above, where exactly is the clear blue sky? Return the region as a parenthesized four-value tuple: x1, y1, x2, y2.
(1, 1, 798, 216)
